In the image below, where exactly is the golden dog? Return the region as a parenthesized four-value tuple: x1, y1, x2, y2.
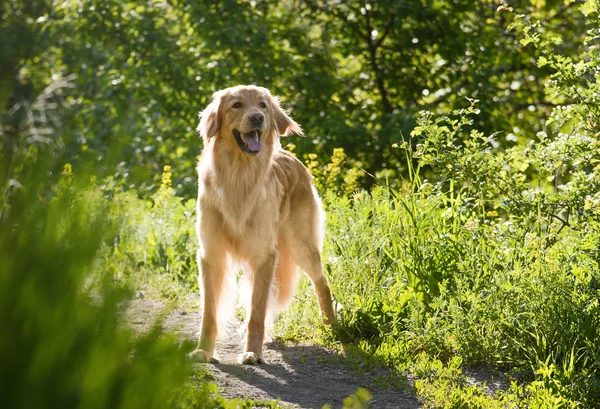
(190, 85, 336, 365)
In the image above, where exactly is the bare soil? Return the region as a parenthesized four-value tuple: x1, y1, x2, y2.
(124, 298, 422, 409)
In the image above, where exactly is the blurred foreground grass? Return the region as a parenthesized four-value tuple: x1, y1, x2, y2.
(0, 154, 296, 409)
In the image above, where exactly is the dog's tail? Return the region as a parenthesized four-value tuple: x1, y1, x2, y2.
(238, 242, 299, 339)
(216, 267, 239, 339)
(272, 240, 300, 315)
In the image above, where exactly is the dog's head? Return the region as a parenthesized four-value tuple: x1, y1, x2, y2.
(197, 85, 303, 156)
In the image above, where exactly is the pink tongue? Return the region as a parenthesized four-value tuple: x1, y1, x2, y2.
(246, 131, 261, 152)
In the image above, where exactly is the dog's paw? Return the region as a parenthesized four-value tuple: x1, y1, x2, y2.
(239, 352, 266, 365)
(189, 349, 219, 364)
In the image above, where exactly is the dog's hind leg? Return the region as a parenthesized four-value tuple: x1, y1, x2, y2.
(286, 231, 336, 325)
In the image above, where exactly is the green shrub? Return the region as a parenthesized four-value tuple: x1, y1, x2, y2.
(279, 4, 600, 407)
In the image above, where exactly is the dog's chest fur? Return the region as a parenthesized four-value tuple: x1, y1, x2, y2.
(198, 154, 282, 242)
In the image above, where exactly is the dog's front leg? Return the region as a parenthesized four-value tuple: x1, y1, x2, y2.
(240, 251, 278, 365)
(190, 249, 228, 364)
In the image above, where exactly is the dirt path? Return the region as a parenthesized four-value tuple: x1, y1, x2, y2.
(125, 298, 421, 409)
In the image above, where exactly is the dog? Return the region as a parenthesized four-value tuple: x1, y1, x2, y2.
(189, 85, 336, 365)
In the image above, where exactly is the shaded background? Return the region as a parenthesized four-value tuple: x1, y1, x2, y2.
(1, 0, 589, 195)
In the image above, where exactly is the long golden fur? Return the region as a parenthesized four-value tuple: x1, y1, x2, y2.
(190, 85, 336, 365)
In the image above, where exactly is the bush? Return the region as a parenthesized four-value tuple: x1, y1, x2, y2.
(280, 4, 600, 407)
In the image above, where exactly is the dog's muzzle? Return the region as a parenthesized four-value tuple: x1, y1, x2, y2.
(234, 129, 262, 155)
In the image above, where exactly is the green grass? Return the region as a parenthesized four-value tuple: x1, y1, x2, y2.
(112, 166, 598, 408)
(5, 132, 598, 408)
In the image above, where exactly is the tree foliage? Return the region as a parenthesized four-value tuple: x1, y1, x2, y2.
(1, 0, 592, 195)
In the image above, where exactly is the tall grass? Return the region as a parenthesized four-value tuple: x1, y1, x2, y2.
(0, 155, 194, 408)
(0, 141, 285, 408)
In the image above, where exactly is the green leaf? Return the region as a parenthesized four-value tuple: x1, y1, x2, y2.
(411, 126, 424, 137)
(583, 0, 598, 15)
(520, 38, 534, 46)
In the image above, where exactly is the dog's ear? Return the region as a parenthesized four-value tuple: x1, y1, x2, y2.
(271, 96, 303, 137)
(197, 92, 223, 140)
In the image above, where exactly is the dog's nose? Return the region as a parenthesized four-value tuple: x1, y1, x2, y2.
(249, 112, 264, 126)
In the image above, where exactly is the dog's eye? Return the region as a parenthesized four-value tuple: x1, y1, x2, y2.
(260, 102, 267, 109)
(232, 102, 242, 109)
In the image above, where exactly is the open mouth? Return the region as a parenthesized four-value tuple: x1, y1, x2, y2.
(233, 129, 262, 155)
